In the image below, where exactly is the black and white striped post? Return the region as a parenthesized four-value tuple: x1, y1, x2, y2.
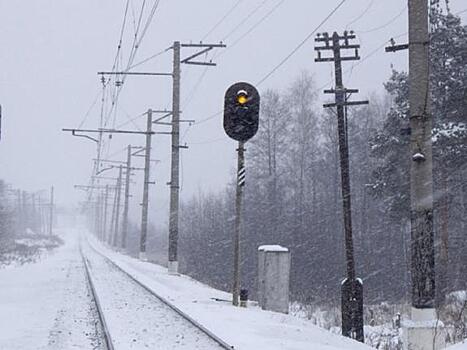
(237, 163, 246, 187)
(223, 82, 260, 306)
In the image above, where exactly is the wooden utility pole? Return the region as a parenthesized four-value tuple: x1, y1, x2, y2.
(315, 31, 368, 343)
(408, 0, 435, 310)
(49, 186, 54, 235)
(232, 141, 246, 306)
(121, 145, 132, 250)
(140, 109, 153, 260)
(168, 41, 226, 274)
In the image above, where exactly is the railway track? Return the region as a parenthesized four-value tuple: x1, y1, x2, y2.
(81, 249, 114, 350)
(80, 241, 234, 350)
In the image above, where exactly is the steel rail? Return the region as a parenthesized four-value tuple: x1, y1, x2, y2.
(84, 239, 234, 349)
(80, 245, 115, 350)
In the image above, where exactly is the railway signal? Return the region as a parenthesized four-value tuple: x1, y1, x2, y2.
(223, 82, 260, 306)
(223, 82, 260, 142)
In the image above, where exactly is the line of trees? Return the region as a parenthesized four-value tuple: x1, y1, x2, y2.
(0, 179, 51, 247)
(176, 8, 466, 306)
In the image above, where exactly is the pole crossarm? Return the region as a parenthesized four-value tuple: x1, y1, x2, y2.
(323, 101, 369, 108)
(96, 166, 114, 175)
(68, 130, 99, 143)
(131, 148, 146, 157)
(385, 43, 409, 52)
(180, 42, 226, 66)
(181, 43, 226, 48)
(91, 176, 120, 181)
(74, 185, 117, 190)
(324, 88, 359, 94)
(98, 71, 172, 77)
(63, 128, 155, 135)
(93, 159, 127, 164)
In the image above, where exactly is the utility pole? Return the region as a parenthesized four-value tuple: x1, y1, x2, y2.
(96, 76, 107, 176)
(168, 41, 226, 274)
(140, 109, 153, 260)
(74, 184, 116, 241)
(99, 192, 105, 239)
(22, 191, 28, 231)
(31, 193, 37, 233)
(408, 0, 435, 312)
(16, 190, 22, 234)
(96, 150, 145, 249)
(385, 2, 440, 348)
(109, 180, 118, 245)
(49, 186, 54, 235)
(121, 145, 132, 250)
(103, 185, 109, 242)
(112, 165, 123, 247)
(168, 41, 181, 274)
(37, 194, 44, 234)
(315, 31, 368, 343)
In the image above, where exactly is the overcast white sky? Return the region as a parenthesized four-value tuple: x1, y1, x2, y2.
(0, 1, 466, 226)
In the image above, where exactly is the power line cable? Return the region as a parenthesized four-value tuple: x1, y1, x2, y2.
(195, 31, 405, 128)
(115, 111, 147, 129)
(99, 0, 163, 175)
(222, 0, 270, 41)
(77, 88, 103, 129)
(357, 5, 406, 34)
(182, 0, 283, 110)
(256, 0, 348, 86)
(202, 0, 244, 41)
(126, 46, 170, 70)
(104, 0, 163, 130)
(111, 0, 131, 72)
(345, 0, 375, 29)
(218, 0, 285, 59)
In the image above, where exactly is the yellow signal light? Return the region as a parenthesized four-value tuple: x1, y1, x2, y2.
(237, 90, 248, 105)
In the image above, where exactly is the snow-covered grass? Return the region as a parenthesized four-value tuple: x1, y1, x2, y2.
(0, 230, 63, 268)
(290, 294, 467, 349)
(441, 291, 467, 345)
(290, 301, 406, 349)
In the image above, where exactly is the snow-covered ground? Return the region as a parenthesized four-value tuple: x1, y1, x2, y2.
(87, 233, 373, 350)
(0, 229, 105, 350)
(3, 227, 465, 349)
(447, 341, 467, 349)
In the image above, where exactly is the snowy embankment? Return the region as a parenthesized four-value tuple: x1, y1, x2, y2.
(88, 234, 373, 350)
(0, 229, 104, 350)
(447, 341, 467, 349)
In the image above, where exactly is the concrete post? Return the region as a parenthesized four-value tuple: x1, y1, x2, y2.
(168, 41, 181, 275)
(402, 308, 445, 350)
(257, 245, 290, 314)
